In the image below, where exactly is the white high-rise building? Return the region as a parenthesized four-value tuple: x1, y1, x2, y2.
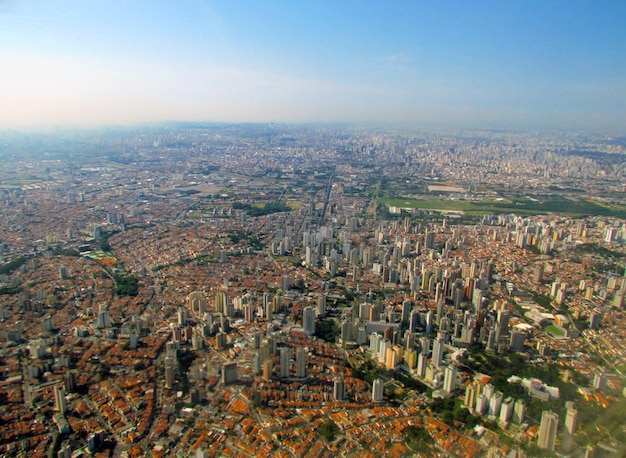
(499, 396, 514, 424)
(512, 399, 526, 424)
(563, 408, 577, 451)
(378, 339, 391, 364)
(432, 337, 444, 367)
(416, 353, 427, 377)
(475, 393, 488, 414)
(372, 379, 384, 402)
(483, 383, 495, 400)
(369, 332, 381, 353)
(488, 391, 503, 417)
(464, 382, 477, 410)
(538, 410, 559, 451)
(443, 365, 457, 394)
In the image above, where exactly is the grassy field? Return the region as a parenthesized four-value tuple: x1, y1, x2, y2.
(380, 195, 626, 218)
(285, 200, 303, 210)
(545, 324, 567, 337)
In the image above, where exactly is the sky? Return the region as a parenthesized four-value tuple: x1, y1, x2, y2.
(1, 0, 625, 131)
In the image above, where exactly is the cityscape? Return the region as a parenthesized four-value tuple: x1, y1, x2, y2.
(2, 1, 626, 457)
(0, 124, 624, 457)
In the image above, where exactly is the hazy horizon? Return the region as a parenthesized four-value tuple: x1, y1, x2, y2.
(1, 1, 625, 132)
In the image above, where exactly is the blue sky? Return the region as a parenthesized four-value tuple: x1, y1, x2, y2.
(1, 0, 625, 130)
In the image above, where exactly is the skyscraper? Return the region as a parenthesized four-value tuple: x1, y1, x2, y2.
(54, 385, 66, 413)
(221, 362, 238, 385)
(189, 291, 207, 314)
(372, 379, 384, 402)
(432, 337, 444, 367)
(509, 331, 526, 352)
(303, 306, 316, 335)
(296, 348, 306, 378)
(280, 347, 291, 378)
(401, 300, 413, 323)
(416, 353, 427, 377)
(496, 310, 510, 339)
(425, 229, 435, 249)
(333, 377, 345, 402)
(512, 399, 526, 424)
(475, 393, 488, 414)
(63, 371, 76, 394)
(97, 304, 112, 328)
(165, 356, 176, 388)
(265, 297, 273, 322)
(464, 382, 477, 410)
(538, 410, 559, 451)
(243, 304, 253, 323)
(563, 408, 577, 452)
(378, 338, 391, 364)
(499, 396, 514, 424)
(369, 332, 381, 353)
(262, 359, 273, 381)
(317, 294, 327, 316)
(443, 365, 457, 394)
(488, 391, 503, 417)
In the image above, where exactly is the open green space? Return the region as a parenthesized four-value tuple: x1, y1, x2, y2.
(545, 324, 566, 337)
(0, 256, 28, 275)
(112, 273, 139, 296)
(232, 201, 293, 216)
(379, 195, 626, 217)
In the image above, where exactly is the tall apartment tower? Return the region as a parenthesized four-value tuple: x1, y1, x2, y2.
(538, 410, 559, 451)
(499, 396, 514, 424)
(97, 304, 112, 328)
(333, 377, 345, 402)
(563, 408, 578, 452)
(443, 365, 457, 394)
(280, 348, 291, 378)
(512, 399, 526, 424)
(303, 307, 316, 335)
(265, 299, 273, 322)
(54, 385, 67, 413)
(432, 337, 444, 367)
(221, 362, 238, 385)
(243, 304, 253, 323)
(296, 348, 307, 378)
(372, 379, 384, 402)
(164, 357, 176, 388)
(317, 294, 327, 316)
(464, 382, 477, 410)
(189, 291, 207, 314)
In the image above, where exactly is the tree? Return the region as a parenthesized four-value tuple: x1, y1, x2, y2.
(318, 420, 339, 442)
(113, 274, 138, 296)
(403, 425, 433, 451)
(314, 318, 339, 343)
